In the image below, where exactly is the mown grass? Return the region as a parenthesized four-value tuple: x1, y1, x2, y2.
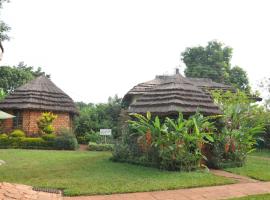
(230, 194, 270, 200)
(226, 150, 270, 181)
(0, 149, 233, 196)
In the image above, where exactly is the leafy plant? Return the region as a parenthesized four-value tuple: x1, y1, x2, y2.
(207, 90, 265, 168)
(37, 112, 57, 135)
(114, 111, 215, 171)
(10, 129, 25, 138)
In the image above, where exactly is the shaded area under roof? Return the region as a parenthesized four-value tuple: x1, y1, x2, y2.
(0, 76, 78, 114)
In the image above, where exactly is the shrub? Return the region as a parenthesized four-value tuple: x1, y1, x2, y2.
(18, 138, 48, 149)
(10, 129, 25, 138)
(207, 90, 265, 168)
(77, 132, 102, 144)
(54, 129, 79, 150)
(113, 112, 215, 171)
(0, 133, 8, 138)
(88, 142, 114, 151)
(37, 112, 57, 134)
(42, 134, 56, 141)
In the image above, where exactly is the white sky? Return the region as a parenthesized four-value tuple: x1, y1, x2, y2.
(1, 0, 270, 103)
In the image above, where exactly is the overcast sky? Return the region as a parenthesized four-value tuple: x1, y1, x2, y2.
(1, 0, 270, 103)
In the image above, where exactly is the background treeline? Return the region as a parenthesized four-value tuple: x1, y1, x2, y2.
(74, 95, 122, 144)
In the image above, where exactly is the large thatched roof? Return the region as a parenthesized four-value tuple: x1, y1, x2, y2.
(123, 73, 233, 104)
(0, 76, 78, 114)
(127, 73, 222, 116)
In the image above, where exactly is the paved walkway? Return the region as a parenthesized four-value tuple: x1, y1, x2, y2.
(0, 182, 62, 200)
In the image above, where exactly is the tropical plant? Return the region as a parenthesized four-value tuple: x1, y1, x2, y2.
(207, 90, 265, 168)
(37, 112, 57, 135)
(114, 111, 215, 171)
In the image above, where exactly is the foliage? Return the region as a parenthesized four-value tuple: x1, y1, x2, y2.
(0, 150, 233, 196)
(208, 90, 265, 168)
(0, 88, 5, 101)
(229, 66, 250, 92)
(54, 128, 78, 150)
(41, 133, 56, 141)
(182, 40, 250, 91)
(0, 63, 49, 93)
(0, 0, 10, 51)
(74, 95, 122, 138)
(113, 112, 215, 171)
(37, 112, 57, 135)
(258, 77, 270, 109)
(10, 129, 26, 138)
(88, 142, 114, 151)
(0, 130, 77, 150)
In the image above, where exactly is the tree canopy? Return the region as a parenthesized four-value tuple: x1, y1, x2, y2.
(74, 95, 122, 138)
(182, 41, 250, 91)
(0, 62, 49, 93)
(0, 0, 10, 53)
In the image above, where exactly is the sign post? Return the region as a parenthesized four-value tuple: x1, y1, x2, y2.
(100, 129, 112, 143)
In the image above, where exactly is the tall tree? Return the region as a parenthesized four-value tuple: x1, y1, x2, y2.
(0, 0, 10, 54)
(0, 63, 49, 93)
(182, 40, 250, 91)
(229, 66, 250, 91)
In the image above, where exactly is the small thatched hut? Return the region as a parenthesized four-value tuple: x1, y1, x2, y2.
(0, 75, 78, 135)
(123, 70, 233, 117)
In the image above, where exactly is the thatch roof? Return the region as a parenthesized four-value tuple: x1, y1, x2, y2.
(128, 73, 222, 116)
(0, 76, 78, 114)
(123, 74, 233, 104)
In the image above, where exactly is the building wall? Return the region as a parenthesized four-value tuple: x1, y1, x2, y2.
(1, 110, 72, 136)
(23, 111, 72, 136)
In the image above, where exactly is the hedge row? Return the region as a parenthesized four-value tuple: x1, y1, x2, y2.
(0, 134, 78, 150)
(88, 142, 114, 151)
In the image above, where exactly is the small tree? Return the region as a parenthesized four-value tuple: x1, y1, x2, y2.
(37, 112, 57, 135)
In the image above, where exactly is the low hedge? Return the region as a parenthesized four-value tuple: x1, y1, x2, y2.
(88, 142, 114, 151)
(0, 133, 78, 150)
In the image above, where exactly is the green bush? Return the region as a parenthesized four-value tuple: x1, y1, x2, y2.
(42, 134, 56, 141)
(54, 129, 79, 150)
(88, 142, 114, 151)
(77, 132, 102, 144)
(0, 130, 78, 150)
(37, 112, 57, 134)
(10, 129, 25, 138)
(18, 138, 48, 149)
(113, 112, 215, 171)
(0, 133, 8, 138)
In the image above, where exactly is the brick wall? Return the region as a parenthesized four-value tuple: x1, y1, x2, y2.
(23, 111, 72, 136)
(1, 110, 72, 136)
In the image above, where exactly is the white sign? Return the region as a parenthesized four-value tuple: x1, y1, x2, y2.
(100, 129, 112, 136)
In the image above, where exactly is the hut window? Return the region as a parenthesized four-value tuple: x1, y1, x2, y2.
(13, 110, 23, 129)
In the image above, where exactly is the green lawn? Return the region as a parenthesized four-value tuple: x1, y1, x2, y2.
(230, 194, 270, 200)
(226, 150, 270, 181)
(0, 149, 233, 196)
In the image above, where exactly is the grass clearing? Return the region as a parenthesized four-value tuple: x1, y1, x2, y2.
(226, 150, 270, 181)
(230, 194, 270, 200)
(0, 149, 233, 196)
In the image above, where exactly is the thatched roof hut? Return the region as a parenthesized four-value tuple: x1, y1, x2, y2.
(123, 71, 234, 116)
(0, 75, 78, 114)
(0, 76, 78, 135)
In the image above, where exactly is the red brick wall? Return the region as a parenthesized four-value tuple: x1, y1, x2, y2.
(1, 110, 72, 136)
(23, 111, 72, 136)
